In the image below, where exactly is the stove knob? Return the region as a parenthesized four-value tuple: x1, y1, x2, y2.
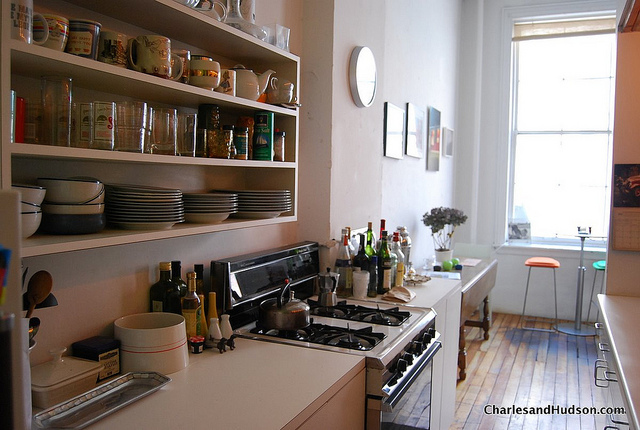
(397, 358, 408, 374)
(402, 352, 414, 365)
(412, 340, 424, 354)
(421, 332, 433, 345)
(428, 327, 437, 337)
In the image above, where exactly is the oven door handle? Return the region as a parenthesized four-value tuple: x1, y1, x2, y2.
(382, 340, 442, 413)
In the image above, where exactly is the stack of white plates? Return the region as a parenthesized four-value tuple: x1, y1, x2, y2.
(215, 189, 292, 219)
(182, 192, 238, 223)
(105, 184, 184, 230)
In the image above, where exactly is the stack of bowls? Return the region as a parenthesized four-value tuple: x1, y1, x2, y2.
(12, 184, 46, 238)
(37, 177, 106, 235)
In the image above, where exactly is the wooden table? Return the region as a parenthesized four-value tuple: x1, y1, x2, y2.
(458, 259, 498, 381)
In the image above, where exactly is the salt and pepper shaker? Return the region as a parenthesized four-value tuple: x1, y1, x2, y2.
(220, 314, 233, 339)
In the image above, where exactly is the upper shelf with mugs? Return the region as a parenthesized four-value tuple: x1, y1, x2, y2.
(57, 0, 299, 66)
(10, 40, 298, 118)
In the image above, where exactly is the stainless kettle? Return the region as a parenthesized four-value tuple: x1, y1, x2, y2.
(316, 268, 339, 306)
(258, 279, 310, 331)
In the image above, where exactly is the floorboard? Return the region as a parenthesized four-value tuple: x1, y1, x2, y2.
(451, 313, 609, 430)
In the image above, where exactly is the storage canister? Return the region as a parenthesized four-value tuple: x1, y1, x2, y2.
(72, 336, 120, 382)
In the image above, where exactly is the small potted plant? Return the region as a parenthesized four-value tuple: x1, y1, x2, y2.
(422, 206, 467, 262)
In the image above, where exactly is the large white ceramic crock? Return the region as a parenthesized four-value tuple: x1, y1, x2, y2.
(114, 312, 188, 375)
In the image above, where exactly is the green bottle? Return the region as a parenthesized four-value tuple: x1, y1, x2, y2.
(150, 262, 182, 314)
(377, 231, 392, 294)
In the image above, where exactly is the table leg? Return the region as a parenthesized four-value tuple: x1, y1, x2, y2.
(482, 296, 491, 340)
(458, 325, 467, 381)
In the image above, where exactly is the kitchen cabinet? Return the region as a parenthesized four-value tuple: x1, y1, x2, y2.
(2, 0, 300, 257)
(620, 0, 640, 32)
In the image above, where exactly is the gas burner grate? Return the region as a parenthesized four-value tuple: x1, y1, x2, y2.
(250, 322, 386, 351)
(307, 300, 410, 326)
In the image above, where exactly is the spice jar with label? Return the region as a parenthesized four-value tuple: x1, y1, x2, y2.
(234, 126, 249, 160)
(274, 129, 285, 161)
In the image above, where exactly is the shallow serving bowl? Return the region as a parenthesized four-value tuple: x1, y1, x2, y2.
(114, 312, 188, 375)
(39, 213, 106, 235)
(21, 211, 42, 238)
(42, 202, 104, 215)
(13, 184, 46, 206)
(37, 177, 104, 204)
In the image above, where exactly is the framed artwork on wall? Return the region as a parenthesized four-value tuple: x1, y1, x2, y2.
(405, 103, 426, 158)
(443, 127, 454, 157)
(384, 102, 405, 159)
(426, 107, 441, 171)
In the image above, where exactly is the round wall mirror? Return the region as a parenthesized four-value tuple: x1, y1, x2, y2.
(349, 46, 377, 108)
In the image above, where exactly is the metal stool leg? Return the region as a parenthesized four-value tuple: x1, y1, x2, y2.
(553, 268, 559, 330)
(520, 267, 532, 329)
(521, 266, 557, 332)
(586, 269, 599, 323)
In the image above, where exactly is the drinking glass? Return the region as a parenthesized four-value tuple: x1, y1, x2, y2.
(41, 76, 72, 146)
(115, 101, 147, 152)
(149, 108, 177, 155)
(177, 113, 197, 156)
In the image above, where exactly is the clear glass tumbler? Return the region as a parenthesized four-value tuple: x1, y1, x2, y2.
(149, 108, 177, 155)
(41, 76, 72, 146)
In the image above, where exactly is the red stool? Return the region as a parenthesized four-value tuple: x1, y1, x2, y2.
(520, 257, 560, 332)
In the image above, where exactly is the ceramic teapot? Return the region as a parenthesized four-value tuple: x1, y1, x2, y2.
(232, 64, 276, 101)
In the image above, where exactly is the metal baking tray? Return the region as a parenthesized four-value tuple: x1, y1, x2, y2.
(32, 372, 171, 429)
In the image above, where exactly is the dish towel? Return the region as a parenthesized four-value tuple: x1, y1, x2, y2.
(382, 286, 416, 303)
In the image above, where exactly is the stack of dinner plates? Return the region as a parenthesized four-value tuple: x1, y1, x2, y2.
(105, 184, 184, 230)
(182, 192, 238, 223)
(214, 189, 292, 219)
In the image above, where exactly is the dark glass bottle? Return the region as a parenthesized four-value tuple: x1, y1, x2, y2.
(150, 262, 182, 314)
(352, 233, 370, 272)
(171, 261, 187, 297)
(376, 219, 386, 251)
(377, 231, 392, 294)
(181, 272, 203, 338)
(334, 233, 353, 297)
(368, 255, 378, 297)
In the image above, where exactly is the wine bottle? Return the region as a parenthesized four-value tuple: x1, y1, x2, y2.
(376, 219, 386, 251)
(181, 272, 202, 338)
(150, 262, 182, 314)
(171, 261, 187, 297)
(392, 232, 406, 287)
(352, 233, 370, 272)
(368, 255, 378, 297)
(377, 231, 392, 294)
(334, 232, 353, 297)
(346, 226, 357, 259)
(365, 221, 375, 257)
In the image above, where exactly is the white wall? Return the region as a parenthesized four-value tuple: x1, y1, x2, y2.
(300, 0, 463, 269)
(456, 0, 614, 318)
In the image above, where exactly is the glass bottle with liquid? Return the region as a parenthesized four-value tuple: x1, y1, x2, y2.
(365, 222, 376, 258)
(149, 262, 182, 314)
(352, 233, 370, 272)
(181, 272, 203, 338)
(368, 255, 379, 297)
(392, 232, 405, 287)
(334, 233, 353, 297)
(377, 231, 392, 294)
(171, 261, 187, 297)
(376, 219, 386, 251)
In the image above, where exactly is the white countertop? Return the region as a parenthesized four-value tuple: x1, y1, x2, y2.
(598, 294, 640, 430)
(86, 338, 364, 430)
(355, 276, 461, 310)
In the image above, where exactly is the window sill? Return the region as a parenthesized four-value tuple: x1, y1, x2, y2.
(496, 241, 608, 257)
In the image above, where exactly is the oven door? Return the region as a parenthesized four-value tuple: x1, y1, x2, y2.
(367, 337, 441, 430)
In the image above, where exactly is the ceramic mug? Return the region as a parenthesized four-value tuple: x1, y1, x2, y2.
(266, 77, 294, 104)
(10, 0, 46, 44)
(128, 35, 182, 80)
(189, 55, 220, 90)
(36, 14, 69, 51)
(98, 30, 128, 68)
(214, 69, 236, 95)
(65, 19, 101, 59)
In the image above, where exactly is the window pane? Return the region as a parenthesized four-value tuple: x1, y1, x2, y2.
(510, 28, 614, 245)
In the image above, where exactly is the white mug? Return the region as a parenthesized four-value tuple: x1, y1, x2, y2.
(128, 35, 182, 80)
(215, 69, 236, 96)
(189, 56, 221, 90)
(10, 0, 46, 44)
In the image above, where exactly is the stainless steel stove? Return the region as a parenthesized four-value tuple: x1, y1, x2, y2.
(211, 242, 441, 429)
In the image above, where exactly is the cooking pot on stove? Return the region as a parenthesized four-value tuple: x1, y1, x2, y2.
(258, 280, 310, 331)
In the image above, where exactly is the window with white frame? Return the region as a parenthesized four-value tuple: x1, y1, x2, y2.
(508, 16, 616, 247)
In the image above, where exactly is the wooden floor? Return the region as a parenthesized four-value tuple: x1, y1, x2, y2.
(451, 313, 608, 430)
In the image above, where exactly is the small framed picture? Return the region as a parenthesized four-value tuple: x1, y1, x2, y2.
(384, 102, 405, 159)
(443, 127, 454, 157)
(405, 103, 426, 158)
(426, 107, 441, 171)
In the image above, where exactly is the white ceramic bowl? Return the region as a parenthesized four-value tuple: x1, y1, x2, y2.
(37, 177, 104, 204)
(21, 211, 42, 238)
(13, 184, 46, 205)
(21, 201, 41, 212)
(42, 202, 104, 215)
(114, 312, 188, 375)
